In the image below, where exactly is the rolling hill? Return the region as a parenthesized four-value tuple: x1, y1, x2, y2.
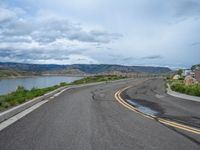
(0, 62, 171, 77)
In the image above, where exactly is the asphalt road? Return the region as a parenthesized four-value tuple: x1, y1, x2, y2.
(125, 79, 200, 128)
(0, 78, 199, 150)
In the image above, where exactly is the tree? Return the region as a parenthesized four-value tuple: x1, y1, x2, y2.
(177, 69, 183, 76)
(191, 64, 200, 70)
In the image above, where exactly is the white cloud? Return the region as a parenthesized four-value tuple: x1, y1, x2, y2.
(0, 3, 121, 64)
(0, 0, 200, 67)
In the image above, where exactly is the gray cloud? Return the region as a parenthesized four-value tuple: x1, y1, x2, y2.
(0, 4, 122, 64)
(141, 55, 163, 60)
(0, 35, 32, 43)
(0, 0, 200, 67)
(68, 30, 122, 44)
(0, 7, 16, 23)
(0, 47, 89, 64)
(174, 0, 200, 17)
(191, 42, 200, 46)
(0, 7, 122, 44)
(122, 57, 134, 61)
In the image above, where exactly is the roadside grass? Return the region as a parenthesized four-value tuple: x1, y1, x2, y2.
(167, 79, 200, 97)
(0, 82, 68, 111)
(0, 75, 127, 111)
(70, 75, 127, 85)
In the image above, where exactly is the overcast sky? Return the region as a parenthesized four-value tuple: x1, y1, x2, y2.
(0, 0, 200, 68)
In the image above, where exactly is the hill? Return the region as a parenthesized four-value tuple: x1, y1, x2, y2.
(0, 69, 21, 77)
(191, 64, 200, 70)
(0, 62, 171, 77)
(70, 64, 171, 74)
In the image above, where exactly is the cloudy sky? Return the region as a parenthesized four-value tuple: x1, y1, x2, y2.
(0, 0, 200, 68)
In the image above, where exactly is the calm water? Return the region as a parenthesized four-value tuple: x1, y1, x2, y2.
(0, 76, 82, 95)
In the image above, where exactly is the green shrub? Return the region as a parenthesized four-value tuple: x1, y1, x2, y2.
(16, 86, 26, 92)
(60, 82, 67, 86)
(0, 81, 71, 111)
(0, 75, 127, 111)
(170, 82, 200, 96)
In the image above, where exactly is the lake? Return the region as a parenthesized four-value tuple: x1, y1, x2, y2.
(0, 76, 82, 95)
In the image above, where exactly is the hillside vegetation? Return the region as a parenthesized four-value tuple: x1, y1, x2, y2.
(0, 62, 171, 76)
(191, 64, 200, 70)
(0, 69, 21, 77)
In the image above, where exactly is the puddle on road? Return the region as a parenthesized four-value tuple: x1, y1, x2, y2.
(126, 99, 159, 116)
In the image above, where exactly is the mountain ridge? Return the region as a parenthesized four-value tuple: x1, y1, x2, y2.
(0, 62, 171, 77)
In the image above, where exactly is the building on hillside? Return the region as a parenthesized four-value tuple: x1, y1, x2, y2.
(182, 69, 192, 77)
(194, 69, 200, 83)
(184, 75, 197, 85)
(173, 74, 180, 80)
(182, 69, 195, 78)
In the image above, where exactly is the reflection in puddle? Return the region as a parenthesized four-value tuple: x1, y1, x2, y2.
(126, 99, 159, 116)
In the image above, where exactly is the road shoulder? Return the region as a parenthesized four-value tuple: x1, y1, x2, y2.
(167, 84, 200, 102)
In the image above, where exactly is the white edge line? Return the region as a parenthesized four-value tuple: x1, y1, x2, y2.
(0, 100, 48, 131)
(0, 87, 68, 131)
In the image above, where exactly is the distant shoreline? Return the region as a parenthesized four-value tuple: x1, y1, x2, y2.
(0, 74, 86, 80)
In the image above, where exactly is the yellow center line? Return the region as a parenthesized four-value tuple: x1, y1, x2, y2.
(114, 86, 200, 135)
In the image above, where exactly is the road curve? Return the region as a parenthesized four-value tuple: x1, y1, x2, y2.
(0, 78, 199, 150)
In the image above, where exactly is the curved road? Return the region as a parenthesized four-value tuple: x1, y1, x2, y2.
(0, 78, 199, 150)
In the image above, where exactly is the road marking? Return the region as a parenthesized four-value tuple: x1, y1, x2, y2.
(0, 88, 67, 132)
(158, 119, 200, 135)
(0, 100, 48, 131)
(114, 86, 200, 135)
(53, 89, 66, 97)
